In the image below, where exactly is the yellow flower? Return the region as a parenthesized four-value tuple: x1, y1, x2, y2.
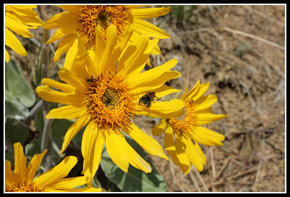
(5, 142, 101, 192)
(42, 5, 170, 62)
(5, 5, 43, 62)
(152, 80, 227, 173)
(36, 25, 184, 180)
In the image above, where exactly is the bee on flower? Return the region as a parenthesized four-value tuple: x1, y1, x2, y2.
(36, 25, 185, 181)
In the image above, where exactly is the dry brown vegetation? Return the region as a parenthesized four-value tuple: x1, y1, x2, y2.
(141, 5, 285, 192)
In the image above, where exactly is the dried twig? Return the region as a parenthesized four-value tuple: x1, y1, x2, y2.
(210, 147, 217, 179)
(188, 171, 201, 192)
(215, 156, 231, 179)
(222, 27, 285, 50)
(227, 167, 258, 180)
(193, 167, 209, 192)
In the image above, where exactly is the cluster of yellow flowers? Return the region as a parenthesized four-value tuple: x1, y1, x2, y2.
(5, 5, 226, 192)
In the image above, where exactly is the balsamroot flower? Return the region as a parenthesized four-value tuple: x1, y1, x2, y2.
(42, 5, 170, 62)
(36, 25, 184, 180)
(152, 80, 227, 173)
(5, 5, 43, 62)
(5, 142, 101, 192)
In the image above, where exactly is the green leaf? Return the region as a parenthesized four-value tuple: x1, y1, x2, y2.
(34, 108, 44, 136)
(5, 116, 29, 144)
(5, 60, 36, 107)
(25, 138, 41, 159)
(101, 134, 167, 192)
(51, 118, 85, 151)
(5, 90, 29, 119)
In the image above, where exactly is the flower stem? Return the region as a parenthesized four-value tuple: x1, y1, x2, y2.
(38, 5, 54, 170)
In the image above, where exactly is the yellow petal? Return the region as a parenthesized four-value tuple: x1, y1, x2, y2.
(124, 139, 152, 173)
(151, 44, 161, 55)
(5, 27, 27, 56)
(128, 59, 178, 88)
(149, 85, 181, 98)
(26, 149, 47, 184)
(105, 132, 129, 173)
(99, 25, 119, 72)
(119, 26, 134, 52)
(6, 11, 43, 26)
(60, 114, 91, 154)
(5, 49, 10, 62)
(194, 95, 218, 111)
(5, 15, 34, 37)
(42, 11, 77, 29)
(183, 137, 204, 172)
(45, 177, 89, 190)
(134, 99, 185, 119)
(192, 126, 225, 146)
(5, 160, 13, 184)
(135, 71, 181, 94)
(82, 121, 104, 181)
(89, 129, 105, 179)
(85, 25, 105, 77)
(46, 105, 86, 120)
(41, 78, 76, 93)
(182, 80, 200, 101)
(46, 21, 80, 44)
(191, 82, 210, 102)
(36, 85, 84, 107)
(6, 5, 38, 16)
(175, 135, 190, 174)
(196, 113, 227, 125)
(13, 142, 27, 182)
(131, 7, 170, 19)
(194, 141, 207, 165)
(152, 119, 168, 136)
(117, 35, 149, 78)
(69, 56, 90, 81)
(53, 34, 76, 63)
(63, 32, 85, 71)
(57, 5, 82, 15)
(33, 156, 77, 188)
(58, 68, 87, 93)
(164, 126, 175, 151)
(164, 126, 183, 168)
(132, 18, 170, 39)
(126, 123, 168, 160)
(86, 49, 99, 79)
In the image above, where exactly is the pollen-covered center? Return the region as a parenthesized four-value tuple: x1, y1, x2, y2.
(169, 100, 197, 137)
(78, 5, 131, 46)
(84, 71, 135, 131)
(6, 183, 42, 192)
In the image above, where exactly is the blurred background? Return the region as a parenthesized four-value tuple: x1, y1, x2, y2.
(5, 5, 285, 192)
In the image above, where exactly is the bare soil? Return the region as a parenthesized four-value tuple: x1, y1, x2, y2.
(139, 5, 285, 192)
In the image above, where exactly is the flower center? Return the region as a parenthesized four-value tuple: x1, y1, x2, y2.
(78, 5, 131, 46)
(84, 71, 135, 131)
(169, 100, 197, 137)
(6, 183, 42, 192)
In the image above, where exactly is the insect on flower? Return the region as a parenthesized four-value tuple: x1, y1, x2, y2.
(139, 92, 158, 108)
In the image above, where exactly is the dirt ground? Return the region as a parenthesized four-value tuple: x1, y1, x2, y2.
(8, 5, 285, 193)
(137, 5, 285, 192)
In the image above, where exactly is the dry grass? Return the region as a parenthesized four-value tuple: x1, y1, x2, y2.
(145, 5, 285, 192)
